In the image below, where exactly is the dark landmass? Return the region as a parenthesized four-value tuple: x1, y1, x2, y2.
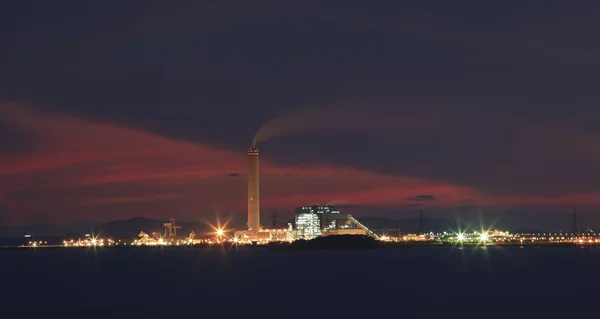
(278, 235, 380, 250)
(1, 215, 585, 238)
(0, 224, 71, 238)
(3, 216, 442, 237)
(99, 217, 211, 237)
(0, 241, 589, 251)
(0, 217, 241, 238)
(359, 217, 562, 234)
(268, 235, 589, 251)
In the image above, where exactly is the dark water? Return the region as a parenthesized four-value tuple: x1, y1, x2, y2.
(4, 245, 600, 314)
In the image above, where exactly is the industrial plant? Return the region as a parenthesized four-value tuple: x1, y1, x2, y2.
(294, 205, 379, 239)
(15, 145, 600, 250)
(233, 147, 379, 243)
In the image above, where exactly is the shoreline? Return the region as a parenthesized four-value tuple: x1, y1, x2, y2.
(1, 241, 593, 251)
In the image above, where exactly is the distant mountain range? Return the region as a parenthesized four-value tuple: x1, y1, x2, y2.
(358, 217, 547, 234)
(0, 216, 550, 238)
(0, 217, 224, 238)
(0, 216, 426, 238)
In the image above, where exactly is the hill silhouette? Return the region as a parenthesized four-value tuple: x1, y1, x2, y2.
(97, 217, 224, 238)
(0, 217, 221, 238)
(0, 215, 506, 238)
(287, 235, 379, 250)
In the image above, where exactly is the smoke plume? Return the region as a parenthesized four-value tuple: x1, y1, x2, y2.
(251, 102, 456, 147)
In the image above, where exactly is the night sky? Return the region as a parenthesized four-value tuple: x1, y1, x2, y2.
(1, 1, 600, 229)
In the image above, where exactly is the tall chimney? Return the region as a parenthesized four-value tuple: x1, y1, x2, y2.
(247, 148, 260, 231)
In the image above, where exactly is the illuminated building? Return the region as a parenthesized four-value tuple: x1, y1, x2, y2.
(294, 205, 378, 239)
(295, 205, 348, 231)
(285, 223, 296, 241)
(295, 213, 321, 239)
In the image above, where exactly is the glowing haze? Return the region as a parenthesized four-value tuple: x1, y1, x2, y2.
(2, 104, 600, 227)
(252, 98, 447, 147)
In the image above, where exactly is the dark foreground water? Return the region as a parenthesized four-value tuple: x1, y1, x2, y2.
(4, 246, 600, 315)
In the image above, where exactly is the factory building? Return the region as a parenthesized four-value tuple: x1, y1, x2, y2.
(295, 213, 320, 239)
(294, 205, 378, 239)
(235, 224, 295, 243)
(235, 146, 378, 242)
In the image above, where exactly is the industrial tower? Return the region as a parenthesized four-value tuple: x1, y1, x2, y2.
(163, 218, 181, 237)
(247, 148, 260, 231)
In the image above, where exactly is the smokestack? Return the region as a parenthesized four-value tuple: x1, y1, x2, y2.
(247, 148, 260, 231)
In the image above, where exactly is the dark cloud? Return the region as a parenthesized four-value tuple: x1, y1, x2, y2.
(259, 101, 600, 197)
(407, 195, 436, 202)
(0, 119, 36, 155)
(334, 204, 375, 211)
(1, 2, 600, 227)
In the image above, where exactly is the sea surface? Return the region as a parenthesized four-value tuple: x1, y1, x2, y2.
(3, 244, 600, 315)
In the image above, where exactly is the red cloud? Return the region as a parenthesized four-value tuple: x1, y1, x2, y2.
(1, 104, 600, 225)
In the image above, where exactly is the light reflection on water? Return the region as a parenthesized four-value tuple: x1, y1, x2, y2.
(3, 246, 599, 306)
